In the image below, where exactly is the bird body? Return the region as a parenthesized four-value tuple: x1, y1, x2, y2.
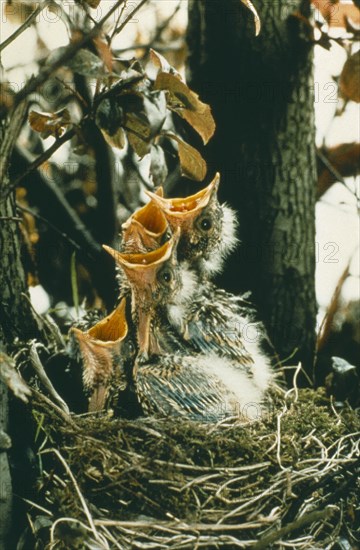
(104, 235, 267, 421)
(71, 298, 137, 413)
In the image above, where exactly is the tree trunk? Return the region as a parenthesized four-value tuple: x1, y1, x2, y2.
(187, 0, 317, 380)
(0, 105, 39, 548)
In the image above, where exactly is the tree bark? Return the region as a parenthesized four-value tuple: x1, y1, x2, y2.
(0, 104, 39, 548)
(187, 0, 317, 380)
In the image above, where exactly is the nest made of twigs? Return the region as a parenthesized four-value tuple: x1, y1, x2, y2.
(13, 380, 360, 550)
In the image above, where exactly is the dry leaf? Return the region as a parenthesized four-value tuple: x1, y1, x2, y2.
(240, 0, 261, 36)
(85, 0, 101, 7)
(155, 72, 215, 145)
(164, 132, 207, 181)
(340, 51, 360, 103)
(28, 108, 71, 139)
(150, 49, 181, 77)
(93, 38, 113, 72)
(0, 352, 31, 403)
(317, 143, 360, 198)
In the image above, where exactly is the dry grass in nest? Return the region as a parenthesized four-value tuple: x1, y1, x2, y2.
(17, 377, 360, 549)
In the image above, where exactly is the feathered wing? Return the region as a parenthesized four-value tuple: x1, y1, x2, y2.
(135, 355, 236, 421)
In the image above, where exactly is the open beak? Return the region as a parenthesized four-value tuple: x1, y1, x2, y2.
(103, 233, 179, 355)
(70, 297, 129, 410)
(145, 173, 220, 230)
(121, 187, 168, 253)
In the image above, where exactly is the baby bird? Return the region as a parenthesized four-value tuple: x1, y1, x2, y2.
(121, 187, 170, 254)
(146, 174, 275, 393)
(146, 173, 238, 279)
(104, 235, 265, 421)
(70, 298, 137, 413)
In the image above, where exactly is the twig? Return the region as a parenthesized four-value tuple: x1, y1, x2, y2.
(2, 128, 76, 201)
(28, 341, 70, 414)
(14, 0, 127, 106)
(251, 505, 337, 549)
(0, 1, 50, 53)
(317, 257, 352, 351)
(111, 0, 149, 38)
(43, 448, 102, 542)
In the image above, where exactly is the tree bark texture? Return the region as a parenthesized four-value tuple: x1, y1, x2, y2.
(0, 106, 39, 548)
(187, 0, 317, 379)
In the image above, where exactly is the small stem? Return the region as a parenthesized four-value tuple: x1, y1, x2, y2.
(0, 1, 49, 54)
(2, 128, 76, 201)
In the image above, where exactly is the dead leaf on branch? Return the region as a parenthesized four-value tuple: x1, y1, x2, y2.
(164, 132, 207, 182)
(155, 72, 215, 145)
(240, 0, 261, 36)
(340, 51, 360, 103)
(28, 108, 71, 139)
(84, 0, 101, 8)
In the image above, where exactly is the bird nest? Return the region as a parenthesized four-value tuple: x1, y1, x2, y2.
(19, 380, 359, 549)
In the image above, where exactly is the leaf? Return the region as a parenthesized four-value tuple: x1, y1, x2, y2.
(28, 108, 71, 139)
(0, 352, 31, 403)
(84, 0, 101, 7)
(155, 72, 215, 145)
(93, 37, 113, 72)
(66, 48, 107, 77)
(339, 51, 360, 102)
(317, 143, 360, 198)
(164, 132, 207, 181)
(240, 0, 261, 36)
(150, 49, 181, 77)
(150, 144, 168, 186)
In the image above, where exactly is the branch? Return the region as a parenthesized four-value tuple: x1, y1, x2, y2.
(14, 0, 127, 106)
(0, 1, 49, 54)
(1, 128, 76, 202)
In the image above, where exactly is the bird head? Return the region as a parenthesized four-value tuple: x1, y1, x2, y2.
(145, 173, 237, 275)
(70, 297, 135, 411)
(103, 232, 181, 354)
(121, 187, 171, 253)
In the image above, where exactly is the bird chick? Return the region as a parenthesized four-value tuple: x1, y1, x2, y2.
(146, 173, 238, 278)
(70, 298, 137, 413)
(144, 176, 275, 393)
(104, 235, 265, 421)
(121, 186, 170, 254)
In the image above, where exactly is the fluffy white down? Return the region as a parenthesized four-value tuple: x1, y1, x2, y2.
(168, 266, 197, 330)
(202, 204, 239, 276)
(198, 354, 265, 420)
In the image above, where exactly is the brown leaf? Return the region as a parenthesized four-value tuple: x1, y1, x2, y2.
(240, 0, 261, 36)
(28, 108, 71, 139)
(100, 127, 126, 149)
(125, 111, 152, 157)
(317, 143, 360, 198)
(339, 51, 360, 102)
(93, 37, 113, 72)
(164, 132, 207, 181)
(311, 0, 360, 28)
(155, 72, 215, 145)
(85, 0, 101, 7)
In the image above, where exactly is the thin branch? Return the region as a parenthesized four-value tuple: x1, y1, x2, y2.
(251, 506, 337, 550)
(0, 1, 49, 54)
(112, 0, 149, 38)
(14, 0, 127, 107)
(2, 128, 76, 201)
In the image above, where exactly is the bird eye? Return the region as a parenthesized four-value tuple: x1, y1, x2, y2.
(157, 268, 173, 285)
(199, 217, 213, 232)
